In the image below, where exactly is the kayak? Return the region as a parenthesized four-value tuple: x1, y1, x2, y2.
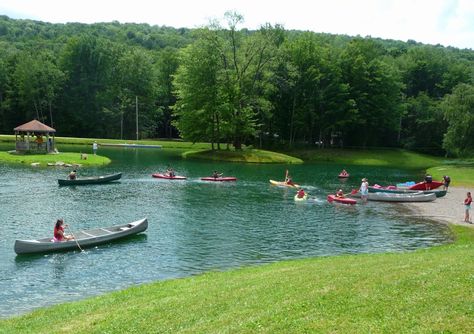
(327, 194, 357, 205)
(201, 177, 237, 182)
(269, 180, 300, 188)
(152, 173, 187, 180)
(408, 181, 443, 191)
(294, 194, 308, 202)
(338, 173, 349, 178)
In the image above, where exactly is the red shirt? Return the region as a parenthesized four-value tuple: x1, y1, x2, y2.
(54, 225, 64, 241)
(465, 197, 472, 206)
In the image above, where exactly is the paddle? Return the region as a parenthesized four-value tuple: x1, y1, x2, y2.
(65, 225, 84, 252)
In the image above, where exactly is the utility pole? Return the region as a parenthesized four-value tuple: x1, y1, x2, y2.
(135, 96, 138, 141)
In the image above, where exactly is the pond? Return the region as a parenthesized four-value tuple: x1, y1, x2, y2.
(0, 143, 451, 318)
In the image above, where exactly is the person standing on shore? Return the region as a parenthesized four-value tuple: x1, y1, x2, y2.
(360, 178, 369, 202)
(464, 192, 472, 223)
(92, 141, 98, 155)
(443, 175, 451, 191)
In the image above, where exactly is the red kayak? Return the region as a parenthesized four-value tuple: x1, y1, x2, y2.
(327, 194, 357, 205)
(201, 177, 237, 182)
(152, 173, 187, 180)
(408, 181, 443, 190)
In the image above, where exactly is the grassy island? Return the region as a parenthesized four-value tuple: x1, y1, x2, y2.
(1, 225, 473, 333)
(0, 151, 110, 167)
(182, 148, 303, 164)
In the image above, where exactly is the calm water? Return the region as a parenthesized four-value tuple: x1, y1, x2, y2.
(0, 144, 451, 318)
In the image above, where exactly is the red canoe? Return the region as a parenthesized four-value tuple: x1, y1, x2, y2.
(327, 194, 357, 205)
(152, 173, 187, 180)
(338, 173, 350, 178)
(408, 181, 443, 190)
(201, 177, 237, 182)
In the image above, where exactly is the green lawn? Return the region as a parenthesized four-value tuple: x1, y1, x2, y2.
(2, 225, 472, 333)
(289, 148, 443, 169)
(0, 151, 110, 167)
(428, 165, 474, 187)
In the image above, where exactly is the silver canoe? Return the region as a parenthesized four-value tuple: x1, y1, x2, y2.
(352, 192, 436, 202)
(14, 218, 148, 255)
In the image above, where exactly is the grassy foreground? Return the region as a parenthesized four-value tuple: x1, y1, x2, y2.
(0, 152, 110, 167)
(2, 225, 473, 333)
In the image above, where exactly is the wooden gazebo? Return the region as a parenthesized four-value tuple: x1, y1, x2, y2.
(14, 120, 56, 153)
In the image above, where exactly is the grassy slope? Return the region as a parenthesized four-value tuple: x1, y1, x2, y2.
(289, 148, 443, 169)
(2, 225, 473, 333)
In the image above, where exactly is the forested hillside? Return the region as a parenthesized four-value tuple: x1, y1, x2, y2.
(0, 13, 473, 155)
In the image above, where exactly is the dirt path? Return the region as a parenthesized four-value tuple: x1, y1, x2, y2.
(402, 186, 473, 226)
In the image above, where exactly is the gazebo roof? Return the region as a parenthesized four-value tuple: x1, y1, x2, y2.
(14, 120, 56, 133)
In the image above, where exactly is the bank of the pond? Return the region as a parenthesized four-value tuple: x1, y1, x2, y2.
(1, 225, 472, 333)
(0, 151, 110, 167)
(182, 149, 303, 164)
(289, 148, 444, 169)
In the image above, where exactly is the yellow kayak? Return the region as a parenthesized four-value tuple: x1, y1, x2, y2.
(269, 179, 300, 188)
(294, 194, 308, 202)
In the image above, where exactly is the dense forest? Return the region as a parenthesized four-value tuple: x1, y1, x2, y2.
(0, 13, 473, 156)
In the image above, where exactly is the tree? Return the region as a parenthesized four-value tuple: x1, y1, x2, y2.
(441, 83, 474, 156)
(173, 12, 282, 149)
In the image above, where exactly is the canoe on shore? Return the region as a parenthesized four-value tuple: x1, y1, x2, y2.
(14, 218, 148, 255)
(152, 173, 187, 180)
(269, 180, 300, 188)
(327, 194, 357, 205)
(368, 186, 447, 198)
(352, 191, 437, 202)
(58, 173, 122, 186)
(406, 181, 443, 191)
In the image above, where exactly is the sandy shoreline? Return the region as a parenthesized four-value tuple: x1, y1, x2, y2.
(402, 186, 474, 226)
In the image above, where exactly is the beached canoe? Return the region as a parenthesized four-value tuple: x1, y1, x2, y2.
(368, 186, 447, 198)
(352, 191, 436, 202)
(58, 173, 122, 186)
(406, 181, 443, 191)
(269, 180, 300, 188)
(152, 173, 187, 180)
(14, 218, 148, 255)
(201, 177, 237, 182)
(327, 194, 357, 205)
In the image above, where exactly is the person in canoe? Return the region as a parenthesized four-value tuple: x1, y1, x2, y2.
(212, 171, 223, 179)
(68, 170, 77, 180)
(335, 189, 344, 198)
(284, 170, 295, 186)
(424, 173, 433, 190)
(340, 169, 349, 177)
(166, 167, 175, 177)
(53, 219, 74, 242)
(296, 188, 306, 199)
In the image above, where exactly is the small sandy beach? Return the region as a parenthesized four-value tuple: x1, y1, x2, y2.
(402, 186, 474, 226)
